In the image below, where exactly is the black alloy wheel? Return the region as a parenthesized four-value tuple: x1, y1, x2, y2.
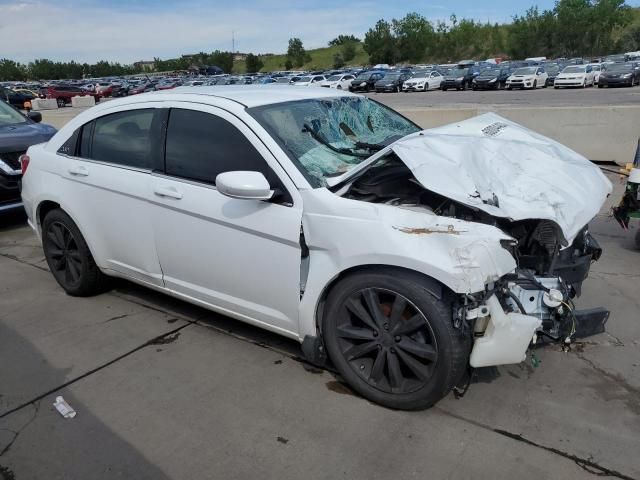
(322, 270, 469, 410)
(45, 220, 83, 288)
(42, 209, 109, 296)
(335, 288, 438, 395)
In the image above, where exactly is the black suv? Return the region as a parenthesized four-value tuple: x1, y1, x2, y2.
(0, 101, 56, 214)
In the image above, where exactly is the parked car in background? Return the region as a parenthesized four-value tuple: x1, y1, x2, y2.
(441, 66, 478, 91)
(319, 74, 355, 89)
(349, 71, 385, 92)
(1, 87, 35, 109)
(506, 66, 548, 89)
(40, 85, 99, 107)
(128, 82, 157, 95)
(402, 70, 443, 92)
(374, 72, 410, 92)
(598, 63, 640, 87)
(0, 100, 55, 214)
(156, 80, 181, 90)
(587, 64, 603, 84)
(544, 64, 562, 86)
(472, 67, 510, 90)
(95, 82, 113, 97)
(554, 65, 595, 88)
(294, 75, 326, 87)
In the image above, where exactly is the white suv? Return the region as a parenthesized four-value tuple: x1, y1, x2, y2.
(21, 86, 611, 409)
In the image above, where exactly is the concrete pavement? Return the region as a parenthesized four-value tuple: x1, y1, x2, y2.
(0, 172, 639, 480)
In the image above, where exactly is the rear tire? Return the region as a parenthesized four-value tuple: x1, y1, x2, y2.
(56, 97, 66, 108)
(42, 209, 109, 296)
(322, 269, 470, 410)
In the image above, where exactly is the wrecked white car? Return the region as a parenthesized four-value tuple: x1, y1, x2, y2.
(20, 87, 612, 410)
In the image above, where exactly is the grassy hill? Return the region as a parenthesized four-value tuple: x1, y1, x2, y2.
(233, 43, 369, 73)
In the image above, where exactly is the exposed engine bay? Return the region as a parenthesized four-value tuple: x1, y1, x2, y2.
(339, 155, 609, 352)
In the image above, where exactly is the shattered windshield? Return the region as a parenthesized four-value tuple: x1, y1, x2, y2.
(249, 97, 420, 187)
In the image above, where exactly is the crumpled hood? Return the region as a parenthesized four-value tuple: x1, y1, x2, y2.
(330, 112, 612, 245)
(390, 113, 612, 244)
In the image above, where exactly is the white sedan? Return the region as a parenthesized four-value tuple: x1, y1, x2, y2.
(293, 75, 326, 87)
(554, 65, 596, 88)
(319, 74, 355, 89)
(402, 71, 443, 92)
(506, 66, 548, 89)
(20, 86, 611, 410)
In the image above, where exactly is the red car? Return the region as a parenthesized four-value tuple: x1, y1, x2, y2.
(39, 85, 100, 108)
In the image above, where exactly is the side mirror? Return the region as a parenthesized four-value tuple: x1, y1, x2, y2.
(27, 111, 42, 123)
(216, 171, 274, 201)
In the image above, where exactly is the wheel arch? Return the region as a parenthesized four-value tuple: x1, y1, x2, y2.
(311, 264, 452, 336)
(36, 199, 101, 266)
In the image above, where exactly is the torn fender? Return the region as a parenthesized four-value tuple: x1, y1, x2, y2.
(296, 188, 517, 339)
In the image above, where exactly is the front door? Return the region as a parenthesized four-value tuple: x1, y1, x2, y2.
(150, 104, 303, 336)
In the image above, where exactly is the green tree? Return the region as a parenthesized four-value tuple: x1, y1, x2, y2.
(245, 53, 264, 72)
(333, 53, 345, 69)
(341, 41, 357, 62)
(0, 59, 27, 81)
(364, 19, 398, 65)
(328, 34, 360, 46)
(392, 12, 434, 62)
(208, 51, 234, 73)
(287, 37, 308, 68)
(618, 21, 640, 50)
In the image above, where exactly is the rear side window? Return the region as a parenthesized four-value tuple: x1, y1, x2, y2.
(165, 108, 280, 187)
(90, 109, 156, 169)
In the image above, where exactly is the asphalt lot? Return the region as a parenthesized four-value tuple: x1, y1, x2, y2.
(0, 168, 639, 479)
(368, 84, 640, 108)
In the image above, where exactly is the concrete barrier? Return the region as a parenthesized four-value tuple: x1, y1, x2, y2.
(71, 95, 95, 108)
(30, 98, 58, 111)
(399, 105, 640, 165)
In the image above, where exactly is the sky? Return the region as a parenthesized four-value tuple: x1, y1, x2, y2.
(1, 0, 638, 64)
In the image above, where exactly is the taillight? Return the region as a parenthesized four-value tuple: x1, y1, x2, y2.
(19, 154, 30, 175)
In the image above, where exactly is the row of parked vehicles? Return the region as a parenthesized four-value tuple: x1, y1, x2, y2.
(2, 51, 639, 110)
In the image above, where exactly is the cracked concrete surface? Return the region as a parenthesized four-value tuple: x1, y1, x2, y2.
(1, 172, 639, 480)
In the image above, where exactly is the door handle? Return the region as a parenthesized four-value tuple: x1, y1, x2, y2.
(154, 186, 183, 199)
(68, 166, 89, 177)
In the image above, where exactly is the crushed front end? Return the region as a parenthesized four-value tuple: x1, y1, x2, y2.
(459, 222, 609, 368)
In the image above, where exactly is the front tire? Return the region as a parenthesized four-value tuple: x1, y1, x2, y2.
(42, 209, 109, 296)
(322, 270, 470, 410)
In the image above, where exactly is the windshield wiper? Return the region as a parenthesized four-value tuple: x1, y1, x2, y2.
(302, 123, 370, 158)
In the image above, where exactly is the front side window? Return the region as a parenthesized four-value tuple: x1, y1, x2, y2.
(90, 109, 156, 169)
(249, 97, 420, 187)
(164, 109, 285, 195)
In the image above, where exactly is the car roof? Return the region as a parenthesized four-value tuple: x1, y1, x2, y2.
(129, 85, 357, 108)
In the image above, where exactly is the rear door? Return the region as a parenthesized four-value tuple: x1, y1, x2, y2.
(57, 104, 164, 285)
(149, 103, 303, 335)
